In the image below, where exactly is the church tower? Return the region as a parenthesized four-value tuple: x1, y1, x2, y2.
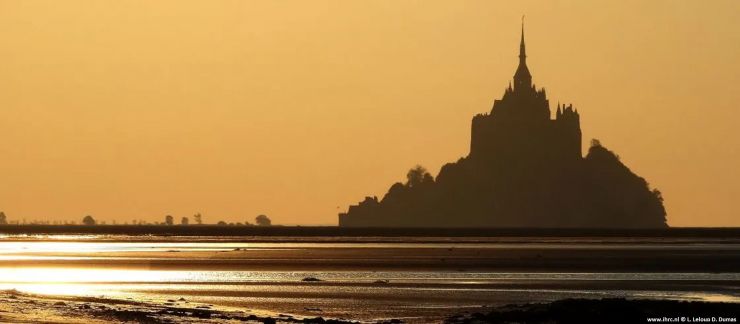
(513, 21, 532, 91)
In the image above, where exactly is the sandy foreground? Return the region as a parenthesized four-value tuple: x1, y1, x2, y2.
(2, 289, 737, 324)
(0, 289, 363, 324)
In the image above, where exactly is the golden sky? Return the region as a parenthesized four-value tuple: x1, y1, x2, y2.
(0, 1, 738, 226)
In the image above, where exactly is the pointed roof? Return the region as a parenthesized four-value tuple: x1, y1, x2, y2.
(519, 19, 526, 60)
(514, 17, 531, 86)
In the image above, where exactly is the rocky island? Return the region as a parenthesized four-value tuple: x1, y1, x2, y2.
(340, 26, 667, 228)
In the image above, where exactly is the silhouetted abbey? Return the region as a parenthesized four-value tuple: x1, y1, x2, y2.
(339, 25, 667, 228)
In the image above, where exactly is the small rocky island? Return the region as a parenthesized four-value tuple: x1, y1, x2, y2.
(340, 27, 667, 228)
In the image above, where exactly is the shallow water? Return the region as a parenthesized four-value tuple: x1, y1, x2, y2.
(0, 235, 737, 322)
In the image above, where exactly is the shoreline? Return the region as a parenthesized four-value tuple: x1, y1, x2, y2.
(1, 289, 736, 324)
(0, 289, 363, 324)
(0, 225, 739, 238)
(445, 298, 740, 324)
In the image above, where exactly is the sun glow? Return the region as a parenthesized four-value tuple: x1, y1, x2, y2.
(0, 283, 105, 296)
(0, 268, 202, 297)
(0, 268, 203, 284)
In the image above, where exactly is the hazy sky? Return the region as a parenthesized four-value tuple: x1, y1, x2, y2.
(1, 1, 738, 226)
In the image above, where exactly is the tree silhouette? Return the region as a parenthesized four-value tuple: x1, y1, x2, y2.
(406, 165, 432, 187)
(255, 214, 272, 226)
(82, 215, 96, 226)
(164, 215, 174, 226)
(181, 217, 189, 225)
(193, 213, 202, 225)
(0, 212, 6, 225)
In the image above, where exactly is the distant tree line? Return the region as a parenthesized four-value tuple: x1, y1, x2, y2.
(0, 211, 274, 227)
(216, 214, 272, 226)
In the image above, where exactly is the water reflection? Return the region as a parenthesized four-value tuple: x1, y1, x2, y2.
(0, 267, 737, 302)
(1, 268, 739, 283)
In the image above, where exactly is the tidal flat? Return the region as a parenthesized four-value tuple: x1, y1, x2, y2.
(0, 232, 737, 323)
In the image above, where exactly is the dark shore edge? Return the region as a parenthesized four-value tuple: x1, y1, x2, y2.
(0, 289, 370, 324)
(445, 298, 740, 324)
(1, 225, 739, 238)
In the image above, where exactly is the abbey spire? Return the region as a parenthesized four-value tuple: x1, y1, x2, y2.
(519, 20, 526, 61)
(513, 18, 532, 91)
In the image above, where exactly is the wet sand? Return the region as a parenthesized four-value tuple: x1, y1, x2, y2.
(2, 240, 738, 272)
